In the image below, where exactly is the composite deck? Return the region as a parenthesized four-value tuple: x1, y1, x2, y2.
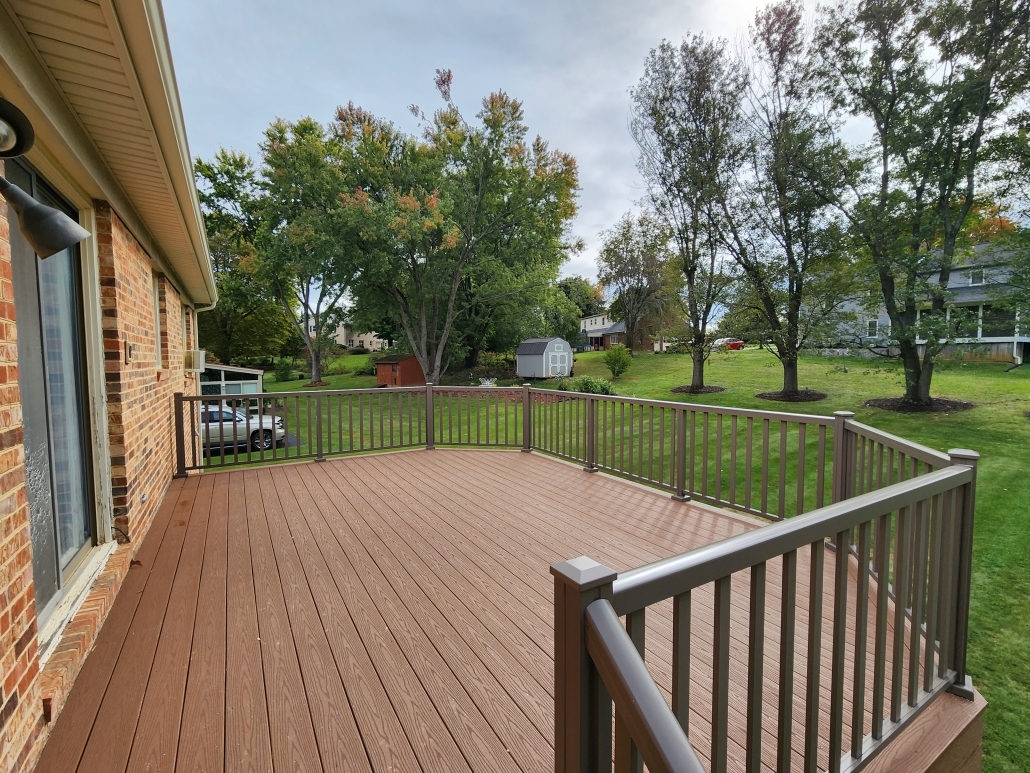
(37, 449, 894, 773)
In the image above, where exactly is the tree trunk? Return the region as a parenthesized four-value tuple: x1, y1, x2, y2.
(308, 340, 322, 384)
(691, 344, 705, 390)
(897, 340, 929, 406)
(781, 356, 799, 395)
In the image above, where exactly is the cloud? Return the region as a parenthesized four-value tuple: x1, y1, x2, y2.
(167, 0, 770, 281)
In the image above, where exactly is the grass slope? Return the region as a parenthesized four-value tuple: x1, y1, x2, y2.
(573, 348, 1029, 773)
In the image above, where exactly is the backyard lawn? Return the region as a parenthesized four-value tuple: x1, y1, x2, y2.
(569, 347, 1029, 773)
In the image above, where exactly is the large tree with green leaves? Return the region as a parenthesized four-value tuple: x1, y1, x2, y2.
(256, 118, 358, 384)
(340, 73, 579, 384)
(631, 35, 742, 389)
(194, 150, 293, 365)
(596, 210, 675, 354)
(720, 0, 859, 395)
(816, 0, 1030, 405)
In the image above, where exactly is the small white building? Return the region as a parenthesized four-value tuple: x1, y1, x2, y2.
(516, 338, 573, 379)
(200, 364, 264, 396)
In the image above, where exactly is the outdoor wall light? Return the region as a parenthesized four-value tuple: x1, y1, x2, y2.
(0, 97, 90, 258)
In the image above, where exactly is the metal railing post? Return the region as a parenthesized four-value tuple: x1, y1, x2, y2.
(584, 397, 598, 472)
(672, 406, 690, 502)
(315, 395, 326, 461)
(831, 411, 856, 503)
(425, 383, 435, 449)
(522, 383, 532, 452)
(173, 392, 187, 478)
(948, 448, 979, 700)
(551, 556, 618, 773)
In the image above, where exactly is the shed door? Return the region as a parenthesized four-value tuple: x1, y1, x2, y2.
(548, 352, 569, 376)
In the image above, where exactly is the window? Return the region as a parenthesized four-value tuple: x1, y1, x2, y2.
(867, 320, 879, 337)
(969, 269, 985, 286)
(153, 274, 164, 369)
(981, 305, 1015, 337)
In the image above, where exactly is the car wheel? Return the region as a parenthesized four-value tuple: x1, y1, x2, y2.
(251, 429, 274, 451)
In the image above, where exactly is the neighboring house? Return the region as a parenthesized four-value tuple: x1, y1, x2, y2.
(584, 321, 626, 351)
(516, 337, 572, 378)
(0, 2, 215, 768)
(845, 244, 1027, 363)
(333, 324, 389, 351)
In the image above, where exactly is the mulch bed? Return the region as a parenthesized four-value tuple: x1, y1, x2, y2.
(755, 389, 828, 402)
(864, 397, 975, 413)
(670, 385, 727, 395)
(304, 381, 331, 388)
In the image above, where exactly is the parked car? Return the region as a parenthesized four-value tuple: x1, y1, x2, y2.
(200, 404, 285, 450)
(713, 338, 745, 350)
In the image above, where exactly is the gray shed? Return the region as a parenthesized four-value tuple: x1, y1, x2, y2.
(516, 337, 572, 379)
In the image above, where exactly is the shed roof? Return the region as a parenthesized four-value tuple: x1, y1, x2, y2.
(517, 338, 560, 355)
(374, 354, 417, 364)
(204, 364, 264, 375)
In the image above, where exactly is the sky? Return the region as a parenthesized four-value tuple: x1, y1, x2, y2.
(164, 0, 774, 282)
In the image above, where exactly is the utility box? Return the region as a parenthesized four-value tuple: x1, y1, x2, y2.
(375, 354, 426, 386)
(516, 338, 572, 379)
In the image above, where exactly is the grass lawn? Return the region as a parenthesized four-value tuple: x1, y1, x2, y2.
(568, 348, 1029, 773)
(263, 353, 379, 391)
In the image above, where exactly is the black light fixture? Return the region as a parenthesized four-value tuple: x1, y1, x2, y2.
(0, 97, 90, 258)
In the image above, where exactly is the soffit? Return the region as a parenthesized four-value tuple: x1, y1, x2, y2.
(0, 0, 215, 305)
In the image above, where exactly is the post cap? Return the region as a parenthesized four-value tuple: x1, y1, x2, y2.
(833, 410, 856, 418)
(948, 449, 979, 463)
(550, 556, 617, 591)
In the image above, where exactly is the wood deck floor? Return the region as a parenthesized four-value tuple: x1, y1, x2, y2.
(36, 449, 894, 773)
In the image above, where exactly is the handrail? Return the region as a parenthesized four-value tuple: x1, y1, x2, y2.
(611, 465, 971, 615)
(585, 599, 706, 773)
(845, 419, 951, 467)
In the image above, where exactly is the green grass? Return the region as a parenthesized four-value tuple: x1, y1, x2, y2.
(570, 348, 1030, 773)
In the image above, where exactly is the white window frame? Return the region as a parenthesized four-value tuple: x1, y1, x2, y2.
(867, 319, 879, 337)
(969, 269, 985, 286)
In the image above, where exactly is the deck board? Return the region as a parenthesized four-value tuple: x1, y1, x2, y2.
(41, 448, 909, 773)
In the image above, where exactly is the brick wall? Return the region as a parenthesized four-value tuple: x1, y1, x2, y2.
(97, 202, 196, 540)
(0, 159, 45, 772)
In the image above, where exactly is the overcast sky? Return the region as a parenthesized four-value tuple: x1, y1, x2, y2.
(165, 0, 774, 281)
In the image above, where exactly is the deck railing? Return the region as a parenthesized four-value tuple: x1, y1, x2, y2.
(173, 383, 977, 772)
(553, 455, 978, 773)
(175, 386, 930, 521)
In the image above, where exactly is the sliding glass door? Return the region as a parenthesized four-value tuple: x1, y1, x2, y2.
(7, 160, 94, 619)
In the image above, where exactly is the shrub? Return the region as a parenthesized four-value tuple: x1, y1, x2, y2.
(557, 376, 617, 395)
(352, 356, 378, 376)
(273, 358, 295, 383)
(603, 344, 632, 379)
(350, 346, 370, 355)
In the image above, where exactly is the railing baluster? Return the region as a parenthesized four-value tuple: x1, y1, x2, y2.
(909, 497, 930, 706)
(712, 575, 732, 773)
(890, 504, 911, 723)
(672, 591, 690, 734)
(777, 550, 797, 773)
(829, 529, 850, 771)
(778, 421, 787, 518)
(729, 416, 738, 506)
(796, 423, 806, 516)
(852, 520, 871, 758)
(689, 410, 696, 494)
(761, 419, 770, 516)
(617, 608, 647, 773)
(745, 417, 753, 512)
(648, 406, 655, 482)
(816, 425, 826, 509)
(804, 540, 824, 773)
(871, 512, 890, 740)
(924, 494, 943, 692)
(937, 488, 957, 680)
(746, 563, 766, 773)
(715, 414, 723, 501)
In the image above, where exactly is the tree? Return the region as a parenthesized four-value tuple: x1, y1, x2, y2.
(341, 73, 579, 384)
(720, 0, 859, 394)
(256, 118, 357, 384)
(596, 211, 674, 354)
(816, 0, 1030, 405)
(631, 35, 742, 389)
(558, 275, 605, 317)
(194, 150, 293, 364)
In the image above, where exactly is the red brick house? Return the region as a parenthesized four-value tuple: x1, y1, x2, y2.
(0, 1, 215, 768)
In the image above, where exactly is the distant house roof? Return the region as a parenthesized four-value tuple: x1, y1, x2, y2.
(204, 364, 264, 375)
(591, 322, 626, 336)
(517, 338, 560, 355)
(374, 354, 416, 364)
